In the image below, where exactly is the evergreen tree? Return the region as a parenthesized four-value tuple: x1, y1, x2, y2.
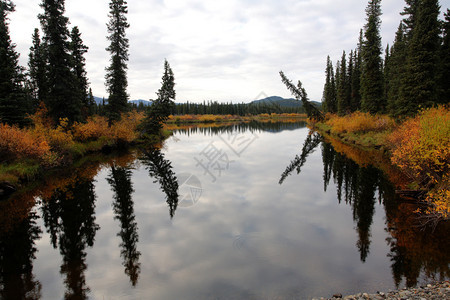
(87, 87, 96, 115)
(401, 0, 419, 40)
(360, 0, 385, 114)
(69, 26, 90, 119)
(279, 71, 324, 121)
(141, 59, 176, 136)
(384, 44, 390, 109)
(39, 0, 82, 123)
(105, 0, 130, 124)
(322, 55, 337, 113)
(28, 28, 47, 109)
(438, 9, 450, 103)
(347, 49, 354, 112)
(398, 0, 441, 116)
(350, 37, 362, 112)
(386, 23, 407, 116)
(337, 51, 350, 115)
(0, 0, 28, 126)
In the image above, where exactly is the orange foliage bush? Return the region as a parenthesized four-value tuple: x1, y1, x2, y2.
(388, 106, 450, 218)
(73, 115, 109, 141)
(0, 123, 50, 162)
(326, 112, 395, 134)
(109, 111, 145, 143)
(28, 105, 74, 153)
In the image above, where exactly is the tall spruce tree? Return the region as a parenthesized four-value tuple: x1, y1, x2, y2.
(105, 0, 130, 124)
(386, 23, 407, 116)
(141, 59, 176, 136)
(322, 55, 337, 113)
(400, 0, 419, 40)
(0, 0, 28, 126)
(28, 28, 47, 109)
(335, 60, 341, 110)
(398, 0, 441, 115)
(438, 9, 450, 103)
(69, 26, 90, 119)
(337, 51, 350, 115)
(360, 0, 385, 114)
(383, 44, 390, 109)
(347, 50, 354, 112)
(39, 0, 82, 123)
(350, 30, 363, 112)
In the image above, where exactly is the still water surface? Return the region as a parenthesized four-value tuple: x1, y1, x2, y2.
(1, 122, 449, 299)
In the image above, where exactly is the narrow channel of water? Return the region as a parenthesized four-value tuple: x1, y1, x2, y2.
(0, 121, 448, 299)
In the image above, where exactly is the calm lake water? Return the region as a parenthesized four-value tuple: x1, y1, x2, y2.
(1, 121, 449, 300)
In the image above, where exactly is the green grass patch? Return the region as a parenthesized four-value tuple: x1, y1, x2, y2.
(0, 160, 41, 184)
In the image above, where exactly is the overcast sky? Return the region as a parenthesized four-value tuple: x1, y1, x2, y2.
(7, 0, 449, 103)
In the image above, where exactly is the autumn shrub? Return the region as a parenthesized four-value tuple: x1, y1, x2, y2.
(388, 106, 450, 219)
(109, 111, 145, 143)
(28, 105, 74, 153)
(72, 115, 109, 141)
(0, 123, 50, 162)
(326, 112, 395, 134)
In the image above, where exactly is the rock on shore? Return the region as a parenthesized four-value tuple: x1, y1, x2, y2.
(313, 281, 450, 300)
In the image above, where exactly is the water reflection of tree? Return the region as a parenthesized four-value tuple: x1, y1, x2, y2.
(279, 131, 322, 184)
(107, 165, 141, 287)
(384, 201, 450, 288)
(280, 134, 389, 263)
(0, 211, 42, 299)
(41, 178, 99, 299)
(322, 141, 388, 262)
(284, 132, 450, 282)
(140, 147, 179, 219)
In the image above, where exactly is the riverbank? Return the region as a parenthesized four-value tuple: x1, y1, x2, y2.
(313, 281, 450, 300)
(0, 109, 167, 195)
(311, 107, 449, 222)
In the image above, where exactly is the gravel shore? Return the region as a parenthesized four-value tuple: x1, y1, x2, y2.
(312, 281, 450, 300)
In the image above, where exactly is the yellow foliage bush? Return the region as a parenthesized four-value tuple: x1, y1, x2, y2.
(0, 123, 51, 162)
(388, 106, 450, 218)
(425, 182, 450, 219)
(389, 106, 449, 183)
(72, 111, 144, 144)
(28, 105, 74, 153)
(73, 115, 109, 141)
(326, 112, 395, 134)
(109, 111, 145, 143)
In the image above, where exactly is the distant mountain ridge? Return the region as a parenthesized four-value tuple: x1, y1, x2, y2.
(250, 96, 321, 108)
(93, 95, 321, 108)
(93, 96, 152, 106)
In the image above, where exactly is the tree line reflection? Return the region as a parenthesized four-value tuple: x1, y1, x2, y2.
(170, 120, 306, 136)
(280, 130, 450, 284)
(0, 148, 180, 299)
(0, 126, 449, 298)
(41, 174, 99, 299)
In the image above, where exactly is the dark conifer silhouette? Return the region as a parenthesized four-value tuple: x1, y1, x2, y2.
(107, 164, 141, 286)
(140, 147, 179, 219)
(0, 1, 29, 126)
(105, 0, 130, 124)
